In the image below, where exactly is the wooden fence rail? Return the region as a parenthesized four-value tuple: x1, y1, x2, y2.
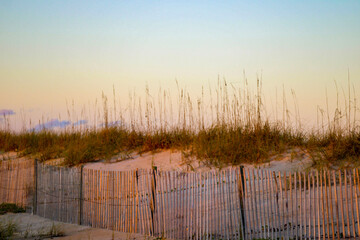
(1, 159, 360, 239)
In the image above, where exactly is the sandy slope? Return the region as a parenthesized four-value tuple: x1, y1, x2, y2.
(83, 148, 313, 173)
(1, 147, 314, 173)
(84, 150, 212, 172)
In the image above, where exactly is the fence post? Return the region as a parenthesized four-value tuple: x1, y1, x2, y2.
(239, 166, 246, 240)
(79, 165, 84, 225)
(150, 167, 157, 236)
(112, 171, 115, 231)
(33, 158, 38, 215)
(135, 169, 139, 233)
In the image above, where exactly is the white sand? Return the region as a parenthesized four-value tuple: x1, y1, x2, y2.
(1, 147, 314, 173)
(84, 150, 213, 172)
(83, 147, 314, 173)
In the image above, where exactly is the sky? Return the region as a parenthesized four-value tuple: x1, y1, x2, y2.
(0, 1, 359, 131)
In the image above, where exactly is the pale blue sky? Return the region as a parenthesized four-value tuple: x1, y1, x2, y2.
(1, 1, 359, 130)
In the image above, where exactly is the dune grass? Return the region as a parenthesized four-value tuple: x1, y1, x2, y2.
(0, 80, 359, 168)
(0, 219, 17, 240)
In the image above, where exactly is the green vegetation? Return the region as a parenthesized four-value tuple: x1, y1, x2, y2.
(0, 80, 359, 168)
(35, 222, 64, 239)
(0, 220, 64, 240)
(0, 220, 17, 240)
(0, 204, 25, 215)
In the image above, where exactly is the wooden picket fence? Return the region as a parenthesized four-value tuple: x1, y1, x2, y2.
(2, 158, 360, 239)
(35, 163, 82, 224)
(242, 168, 360, 239)
(81, 168, 245, 239)
(0, 158, 34, 207)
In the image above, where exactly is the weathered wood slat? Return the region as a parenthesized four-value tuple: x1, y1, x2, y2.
(324, 170, 330, 238)
(253, 169, 260, 238)
(256, 169, 262, 239)
(332, 171, 340, 239)
(271, 170, 279, 239)
(308, 172, 311, 238)
(295, 172, 298, 239)
(312, 172, 316, 239)
(245, 169, 252, 240)
(279, 171, 284, 238)
(284, 171, 289, 240)
(327, 171, 335, 239)
(298, 172, 302, 239)
(344, 170, 350, 237)
(302, 172, 306, 239)
(316, 171, 320, 239)
(267, 170, 274, 240)
(206, 171, 210, 240)
(349, 170, 356, 237)
(249, 168, 256, 239)
(356, 169, 360, 237)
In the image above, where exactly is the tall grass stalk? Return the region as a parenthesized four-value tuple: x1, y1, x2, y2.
(0, 79, 359, 168)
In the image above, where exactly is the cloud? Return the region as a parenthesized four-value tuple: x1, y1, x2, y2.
(0, 109, 15, 116)
(73, 120, 88, 126)
(32, 119, 71, 132)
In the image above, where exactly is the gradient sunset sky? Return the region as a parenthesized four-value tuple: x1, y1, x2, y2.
(1, 1, 359, 130)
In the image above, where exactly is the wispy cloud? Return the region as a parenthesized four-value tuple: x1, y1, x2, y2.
(0, 109, 15, 116)
(32, 119, 71, 132)
(73, 120, 88, 126)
